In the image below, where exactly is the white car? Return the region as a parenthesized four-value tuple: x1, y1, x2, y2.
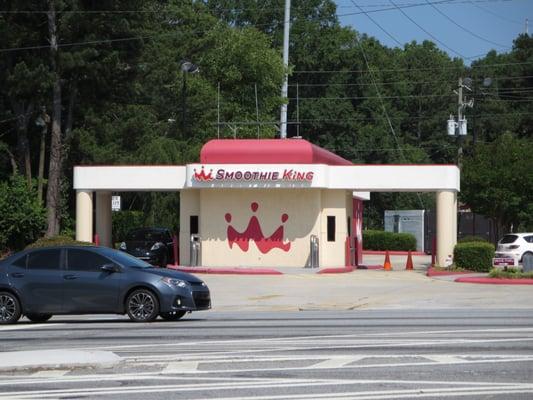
(495, 233, 533, 265)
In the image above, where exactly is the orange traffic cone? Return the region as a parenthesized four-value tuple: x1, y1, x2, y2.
(383, 250, 392, 270)
(405, 250, 414, 270)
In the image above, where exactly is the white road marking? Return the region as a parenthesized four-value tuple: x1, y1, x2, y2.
(2, 380, 533, 399)
(307, 356, 364, 369)
(421, 355, 464, 364)
(79, 327, 533, 351)
(162, 361, 199, 374)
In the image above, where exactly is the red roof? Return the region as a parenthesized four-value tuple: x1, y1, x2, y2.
(200, 139, 352, 166)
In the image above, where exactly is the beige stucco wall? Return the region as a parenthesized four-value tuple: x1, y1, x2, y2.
(200, 189, 320, 267)
(179, 188, 350, 268)
(319, 190, 349, 267)
(179, 189, 200, 265)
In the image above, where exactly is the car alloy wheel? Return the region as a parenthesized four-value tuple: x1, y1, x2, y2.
(126, 289, 159, 322)
(0, 292, 21, 325)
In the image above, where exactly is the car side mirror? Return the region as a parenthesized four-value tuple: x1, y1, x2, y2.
(101, 263, 120, 273)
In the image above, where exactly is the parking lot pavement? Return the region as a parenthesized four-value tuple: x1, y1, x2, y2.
(198, 260, 533, 312)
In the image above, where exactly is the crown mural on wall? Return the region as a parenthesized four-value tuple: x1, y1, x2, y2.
(193, 166, 214, 181)
(225, 202, 291, 254)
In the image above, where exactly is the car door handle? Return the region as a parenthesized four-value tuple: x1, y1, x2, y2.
(11, 272, 24, 278)
(63, 274, 78, 280)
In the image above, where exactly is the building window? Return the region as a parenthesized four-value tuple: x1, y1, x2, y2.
(327, 216, 336, 242)
(347, 217, 351, 237)
(190, 215, 199, 235)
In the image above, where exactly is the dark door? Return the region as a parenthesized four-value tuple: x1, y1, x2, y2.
(63, 248, 122, 313)
(18, 249, 64, 313)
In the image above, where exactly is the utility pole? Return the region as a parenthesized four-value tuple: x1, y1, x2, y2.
(457, 77, 464, 169)
(448, 77, 473, 168)
(279, 0, 291, 139)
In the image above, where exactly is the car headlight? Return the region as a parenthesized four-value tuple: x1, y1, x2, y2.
(161, 277, 189, 288)
(151, 242, 164, 251)
(119, 242, 127, 250)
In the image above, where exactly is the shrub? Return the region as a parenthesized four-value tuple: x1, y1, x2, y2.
(26, 235, 92, 249)
(489, 267, 533, 279)
(453, 241, 495, 272)
(112, 210, 145, 242)
(458, 235, 490, 243)
(0, 176, 46, 252)
(363, 230, 417, 251)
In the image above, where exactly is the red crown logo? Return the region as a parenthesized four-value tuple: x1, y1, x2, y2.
(193, 166, 213, 181)
(225, 202, 291, 254)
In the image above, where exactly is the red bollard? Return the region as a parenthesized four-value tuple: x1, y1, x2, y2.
(345, 236, 351, 267)
(431, 235, 437, 267)
(172, 235, 179, 266)
(94, 234, 100, 246)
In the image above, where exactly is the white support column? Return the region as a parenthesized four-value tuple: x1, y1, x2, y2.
(95, 191, 112, 247)
(76, 190, 93, 243)
(436, 190, 457, 267)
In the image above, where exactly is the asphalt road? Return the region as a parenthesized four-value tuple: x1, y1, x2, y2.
(1, 309, 533, 399)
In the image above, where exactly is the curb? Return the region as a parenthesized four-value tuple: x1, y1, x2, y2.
(426, 267, 474, 277)
(455, 277, 533, 285)
(363, 250, 427, 256)
(357, 265, 384, 270)
(0, 350, 121, 372)
(317, 266, 354, 274)
(167, 265, 283, 275)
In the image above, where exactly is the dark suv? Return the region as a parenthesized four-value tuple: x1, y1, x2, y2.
(0, 246, 210, 324)
(119, 228, 174, 268)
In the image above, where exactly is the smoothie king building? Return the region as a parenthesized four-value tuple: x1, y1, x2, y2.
(73, 139, 460, 269)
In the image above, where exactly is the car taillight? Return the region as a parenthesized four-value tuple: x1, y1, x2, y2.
(508, 245, 519, 249)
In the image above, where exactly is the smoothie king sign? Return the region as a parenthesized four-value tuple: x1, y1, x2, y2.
(191, 165, 314, 184)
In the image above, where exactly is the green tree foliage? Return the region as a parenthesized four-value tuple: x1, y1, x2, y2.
(0, 175, 46, 252)
(1, 0, 532, 240)
(461, 132, 533, 234)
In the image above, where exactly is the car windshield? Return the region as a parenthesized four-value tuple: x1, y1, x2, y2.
(500, 234, 518, 244)
(125, 229, 164, 242)
(100, 248, 153, 269)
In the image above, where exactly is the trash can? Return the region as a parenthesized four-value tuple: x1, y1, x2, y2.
(523, 253, 533, 272)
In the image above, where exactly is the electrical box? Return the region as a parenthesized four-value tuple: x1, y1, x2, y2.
(384, 210, 425, 252)
(458, 118, 467, 136)
(447, 118, 456, 136)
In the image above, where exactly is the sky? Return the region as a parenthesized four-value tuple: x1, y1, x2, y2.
(335, 0, 533, 64)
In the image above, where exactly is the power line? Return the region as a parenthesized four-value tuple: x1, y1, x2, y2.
(349, 1, 404, 47)
(424, 0, 510, 48)
(289, 94, 455, 100)
(293, 60, 533, 73)
(0, 0, 518, 14)
(389, 0, 467, 58)
(288, 75, 533, 88)
(215, 111, 533, 126)
(468, 0, 524, 25)
(336, 0, 524, 18)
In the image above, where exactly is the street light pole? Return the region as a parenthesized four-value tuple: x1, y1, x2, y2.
(279, 0, 291, 139)
(181, 72, 187, 136)
(180, 61, 199, 137)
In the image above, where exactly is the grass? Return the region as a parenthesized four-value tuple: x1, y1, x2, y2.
(489, 267, 533, 279)
(430, 264, 471, 273)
